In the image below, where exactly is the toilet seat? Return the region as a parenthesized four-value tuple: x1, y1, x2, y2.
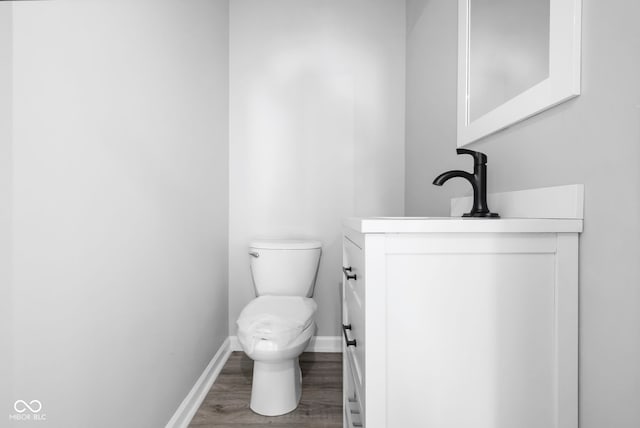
(237, 296, 317, 353)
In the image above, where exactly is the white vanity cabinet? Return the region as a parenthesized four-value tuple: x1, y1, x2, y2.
(341, 217, 582, 428)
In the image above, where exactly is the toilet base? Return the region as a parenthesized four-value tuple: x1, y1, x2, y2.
(250, 357, 302, 416)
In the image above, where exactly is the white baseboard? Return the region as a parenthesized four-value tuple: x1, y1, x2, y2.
(229, 335, 342, 353)
(306, 336, 342, 352)
(229, 335, 241, 351)
(165, 337, 232, 428)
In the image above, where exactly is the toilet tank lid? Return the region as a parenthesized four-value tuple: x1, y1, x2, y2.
(249, 239, 322, 250)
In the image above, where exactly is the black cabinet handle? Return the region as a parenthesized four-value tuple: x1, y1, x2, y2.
(342, 324, 357, 347)
(342, 266, 357, 280)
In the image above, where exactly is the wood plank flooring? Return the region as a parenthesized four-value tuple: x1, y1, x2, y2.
(189, 352, 343, 427)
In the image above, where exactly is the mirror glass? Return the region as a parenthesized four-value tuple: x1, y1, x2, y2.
(469, 0, 551, 121)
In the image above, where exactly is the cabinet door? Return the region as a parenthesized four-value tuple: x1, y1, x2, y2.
(386, 249, 560, 428)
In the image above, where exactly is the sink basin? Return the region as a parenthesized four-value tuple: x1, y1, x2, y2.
(370, 217, 447, 220)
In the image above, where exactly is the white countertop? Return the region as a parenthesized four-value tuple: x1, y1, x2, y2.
(343, 217, 584, 234)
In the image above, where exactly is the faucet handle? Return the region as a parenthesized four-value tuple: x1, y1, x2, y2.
(456, 148, 487, 165)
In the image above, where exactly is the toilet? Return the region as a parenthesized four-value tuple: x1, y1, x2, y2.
(236, 239, 322, 416)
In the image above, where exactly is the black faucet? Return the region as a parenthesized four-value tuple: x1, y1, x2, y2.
(433, 148, 500, 218)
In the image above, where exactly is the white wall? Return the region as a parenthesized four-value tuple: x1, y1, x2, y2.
(9, 1, 229, 427)
(405, 1, 640, 427)
(0, 2, 13, 418)
(228, 0, 405, 336)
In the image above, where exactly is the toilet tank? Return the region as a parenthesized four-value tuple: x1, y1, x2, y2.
(249, 240, 322, 297)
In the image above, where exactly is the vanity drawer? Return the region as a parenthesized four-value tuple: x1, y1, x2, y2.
(344, 343, 364, 428)
(343, 236, 365, 305)
(344, 283, 364, 387)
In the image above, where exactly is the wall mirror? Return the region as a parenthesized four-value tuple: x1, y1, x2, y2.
(457, 0, 582, 147)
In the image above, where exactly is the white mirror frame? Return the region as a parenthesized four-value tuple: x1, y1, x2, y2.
(457, 0, 582, 147)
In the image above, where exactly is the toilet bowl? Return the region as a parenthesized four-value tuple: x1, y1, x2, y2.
(237, 296, 317, 415)
(236, 239, 322, 416)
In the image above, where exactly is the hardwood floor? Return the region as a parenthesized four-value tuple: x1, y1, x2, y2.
(189, 352, 343, 428)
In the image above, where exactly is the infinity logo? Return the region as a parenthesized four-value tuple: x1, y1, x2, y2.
(13, 400, 42, 414)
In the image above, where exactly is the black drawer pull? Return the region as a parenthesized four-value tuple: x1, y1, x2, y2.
(342, 324, 357, 347)
(342, 266, 357, 280)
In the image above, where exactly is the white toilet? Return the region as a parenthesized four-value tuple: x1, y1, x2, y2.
(236, 239, 322, 416)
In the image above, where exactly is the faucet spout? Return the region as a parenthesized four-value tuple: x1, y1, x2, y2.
(432, 170, 474, 187)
